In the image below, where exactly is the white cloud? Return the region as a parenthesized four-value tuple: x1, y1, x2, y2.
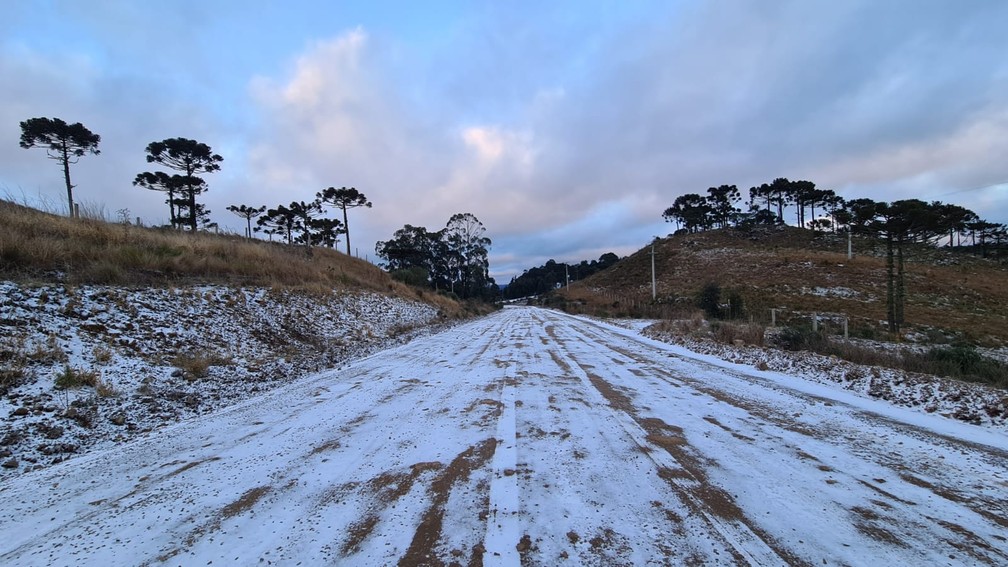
(4, 1, 1008, 281)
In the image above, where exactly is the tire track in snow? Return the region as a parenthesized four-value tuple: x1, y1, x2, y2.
(483, 359, 520, 564)
(3, 307, 1006, 566)
(545, 318, 799, 566)
(545, 309, 1008, 566)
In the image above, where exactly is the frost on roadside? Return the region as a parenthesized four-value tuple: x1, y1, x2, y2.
(0, 281, 442, 476)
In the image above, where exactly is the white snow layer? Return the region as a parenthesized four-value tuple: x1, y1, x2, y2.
(1, 306, 1006, 566)
(0, 281, 440, 478)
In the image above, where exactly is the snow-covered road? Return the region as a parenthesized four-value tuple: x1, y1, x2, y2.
(2, 306, 1006, 566)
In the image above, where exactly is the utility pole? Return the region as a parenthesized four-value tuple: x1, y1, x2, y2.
(651, 240, 657, 300)
(565, 264, 570, 289)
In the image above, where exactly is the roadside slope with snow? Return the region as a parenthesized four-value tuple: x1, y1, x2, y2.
(1, 306, 1005, 565)
(0, 281, 441, 476)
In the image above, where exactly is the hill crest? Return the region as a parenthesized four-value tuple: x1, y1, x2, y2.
(563, 226, 1008, 344)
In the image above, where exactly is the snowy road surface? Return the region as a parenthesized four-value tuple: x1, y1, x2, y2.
(2, 306, 1007, 566)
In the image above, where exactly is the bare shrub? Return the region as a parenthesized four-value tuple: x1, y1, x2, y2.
(28, 334, 68, 364)
(94, 378, 119, 398)
(0, 362, 26, 394)
(93, 345, 113, 364)
(712, 321, 765, 346)
(171, 352, 232, 380)
(776, 331, 1008, 390)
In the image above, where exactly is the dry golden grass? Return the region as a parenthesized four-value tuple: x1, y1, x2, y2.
(562, 225, 1008, 344)
(0, 200, 473, 317)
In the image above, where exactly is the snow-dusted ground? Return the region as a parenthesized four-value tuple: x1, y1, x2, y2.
(1, 306, 1005, 565)
(0, 281, 441, 477)
(642, 323, 1008, 430)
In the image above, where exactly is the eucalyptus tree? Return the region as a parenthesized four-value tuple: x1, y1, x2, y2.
(444, 213, 492, 297)
(19, 117, 101, 217)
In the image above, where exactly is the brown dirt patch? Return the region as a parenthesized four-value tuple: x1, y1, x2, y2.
(464, 398, 504, 413)
(850, 506, 908, 548)
(856, 479, 916, 506)
(221, 485, 271, 519)
(937, 519, 1007, 565)
(309, 439, 341, 455)
(343, 515, 380, 555)
(165, 456, 221, 478)
(588, 373, 636, 413)
(398, 438, 497, 566)
(341, 462, 444, 555)
(702, 415, 756, 442)
(548, 350, 571, 372)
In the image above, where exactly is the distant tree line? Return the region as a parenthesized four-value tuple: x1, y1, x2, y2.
(663, 177, 1006, 254)
(502, 253, 620, 299)
(226, 187, 371, 254)
(663, 177, 1007, 336)
(17, 115, 374, 248)
(375, 213, 497, 300)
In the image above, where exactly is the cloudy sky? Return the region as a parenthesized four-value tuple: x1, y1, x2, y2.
(2, 1, 1007, 281)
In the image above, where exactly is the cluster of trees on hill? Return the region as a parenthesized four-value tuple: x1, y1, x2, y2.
(502, 253, 620, 299)
(18, 116, 226, 231)
(375, 213, 497, 300)
(18, 116, 374, 254)
(663, 178, 1006, 253)
(665, 178, 1007, 335)
(228, 187, 371, 254)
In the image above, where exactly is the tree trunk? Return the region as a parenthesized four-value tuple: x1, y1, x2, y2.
(342, 204, 351, 255)
(886, 233, 896, 334)
(185, 163, 198, 231)
(168, 188, 177, 229)
(188, 187, 197, 231)
(895, 237, 905, 335)
(61, 141, 75, 218)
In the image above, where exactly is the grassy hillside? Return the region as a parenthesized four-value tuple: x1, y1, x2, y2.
(0, 200, 469, 316)
(560, 225, 1008, 345)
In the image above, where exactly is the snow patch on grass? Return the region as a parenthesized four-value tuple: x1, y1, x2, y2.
(0, 281, 444, 477)
(642, 323, 1008, 431)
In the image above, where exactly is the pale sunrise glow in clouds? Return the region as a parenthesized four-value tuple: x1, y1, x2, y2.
(2, 1, 1007, 281)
